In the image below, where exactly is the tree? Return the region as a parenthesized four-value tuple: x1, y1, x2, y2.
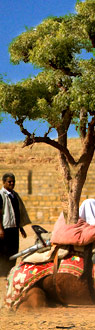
(0, 0, 95, 223)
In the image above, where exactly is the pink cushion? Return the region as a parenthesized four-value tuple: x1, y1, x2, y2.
(51, 212, 95, 246)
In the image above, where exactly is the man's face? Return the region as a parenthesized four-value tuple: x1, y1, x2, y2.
(3, 177, 15, 192)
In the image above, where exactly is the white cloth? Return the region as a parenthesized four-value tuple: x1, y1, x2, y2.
(0, 187, 31, 229)
(79, 199, 95, 225)
(0, 188, 16, 228)
(23, 245, 69, 264)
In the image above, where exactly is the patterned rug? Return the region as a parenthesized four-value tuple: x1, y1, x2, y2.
(5, 254, 94, 309)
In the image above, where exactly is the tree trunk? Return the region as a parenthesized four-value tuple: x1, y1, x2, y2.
(67, 178, 81, 223)
(58, 122, 95, 223)
(67, 173, 85, 224)
(20, 116, 95, 225)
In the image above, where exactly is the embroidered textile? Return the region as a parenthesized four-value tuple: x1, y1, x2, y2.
(5, 255, 90, 309)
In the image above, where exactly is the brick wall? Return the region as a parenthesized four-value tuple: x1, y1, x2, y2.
(0, 140, 95, 224)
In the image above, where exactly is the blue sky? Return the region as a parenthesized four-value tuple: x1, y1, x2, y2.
(0, 0, 78, 142)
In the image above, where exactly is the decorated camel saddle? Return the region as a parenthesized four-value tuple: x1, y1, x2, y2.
(5, 212, 95, 309)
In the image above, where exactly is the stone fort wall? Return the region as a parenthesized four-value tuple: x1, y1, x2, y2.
(0, 139, 95, 224)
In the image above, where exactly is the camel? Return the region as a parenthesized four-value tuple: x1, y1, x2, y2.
(17, 264, 95, 310)
(5, 224, 95, 310)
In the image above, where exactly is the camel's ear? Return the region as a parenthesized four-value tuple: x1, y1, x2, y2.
(32, 225, 48, 246)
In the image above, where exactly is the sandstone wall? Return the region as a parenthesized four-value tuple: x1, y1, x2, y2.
(0, 139, 95, 224)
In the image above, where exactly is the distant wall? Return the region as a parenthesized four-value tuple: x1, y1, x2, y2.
(0, 140, 95, 224)
(0, 166, 63, 223)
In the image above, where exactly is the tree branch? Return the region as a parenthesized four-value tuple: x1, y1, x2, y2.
(23, 134, 76, 166)
(48, 60, 79, 77)
(44, 126, 52, 137)
(77, 116, 95, 165)
(15, 118, 77, 165)
(80, 107, 87, 139)
(15, 118, 31, 138)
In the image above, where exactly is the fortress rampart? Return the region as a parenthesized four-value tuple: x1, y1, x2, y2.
(0, 139, 95, 223)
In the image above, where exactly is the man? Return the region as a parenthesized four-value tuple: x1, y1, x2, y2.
(79, 198, 95, 302)
(79, 198, 95, 225)
(0, 172, 31, 276)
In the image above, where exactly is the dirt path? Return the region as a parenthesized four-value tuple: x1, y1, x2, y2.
(0, 224, 95, 330)
(0, 302, 95, 330)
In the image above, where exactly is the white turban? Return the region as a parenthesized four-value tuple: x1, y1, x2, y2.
(79, 198, 95, 225)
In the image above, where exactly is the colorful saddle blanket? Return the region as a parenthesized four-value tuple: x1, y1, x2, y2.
(5, 254, 95, 309)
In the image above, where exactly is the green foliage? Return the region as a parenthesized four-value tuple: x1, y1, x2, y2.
(76, 0, 95, 48)
(0, 0, 95, 139)
(76, 0, 81, 3)
(9, 14, 92, 70)
(70, 59, 95, 112)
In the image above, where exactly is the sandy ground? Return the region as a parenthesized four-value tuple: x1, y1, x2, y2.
(0, 223, 95, 330)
